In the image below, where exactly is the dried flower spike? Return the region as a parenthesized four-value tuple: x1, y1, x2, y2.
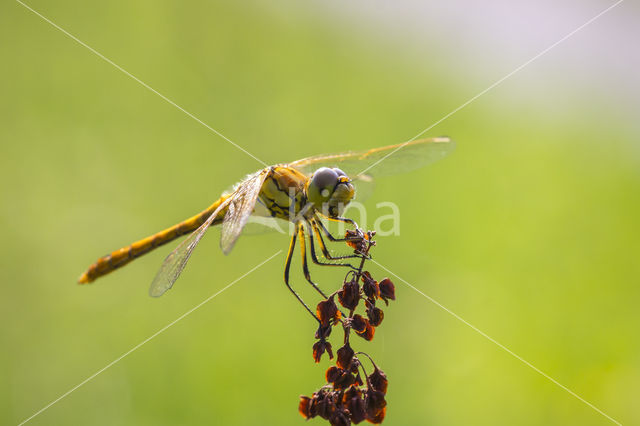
(298, 227, 392, 424)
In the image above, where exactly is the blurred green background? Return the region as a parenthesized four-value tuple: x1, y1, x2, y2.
(2, 0, 639, 425)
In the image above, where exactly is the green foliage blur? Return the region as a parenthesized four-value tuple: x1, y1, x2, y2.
(1, 1, 638, 425)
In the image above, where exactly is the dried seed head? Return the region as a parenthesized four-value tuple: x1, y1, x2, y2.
(364, 389, 387, 422)
(342, 384, 362, 403)
(352, 315, 376, 341)
(336, 344, 355, 370)
(317, 297, 341, 327)
(379, 278, 396, 305)
(297, 228, 390, 424)
(368, 367, 388, 394)
(314, 390, 336, 420)
(345, 229, 368, 252)
(350, 314, 367, 334)
(337, 279, 360, 311)
(313, 339, 333, 363)
(366, 302, 384, 327)
(315, 323, 333, 340)
(367, 406, 387, 424)
(326, 366, 341, 383)
(357, 321, 376, 341)
(361, 271, 380, 301)
(330, 407, 351, 426)
(354, 372, 364, 386)
(343, 385, 366, 424)
(333, 370, 356, 390)
(298, 395, 313, 419)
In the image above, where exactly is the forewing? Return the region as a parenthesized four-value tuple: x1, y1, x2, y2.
(220, 170, 269, 255)
(289, 137, 454, 180)
(149, 198, 231, 297)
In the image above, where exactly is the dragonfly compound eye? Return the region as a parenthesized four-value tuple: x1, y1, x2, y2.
(306, 167, 355, 217)
(334, 167, 347, 177)
(308, 167, 339, 206)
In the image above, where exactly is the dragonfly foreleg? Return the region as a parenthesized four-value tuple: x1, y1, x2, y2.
(327, 216, 357, 227)
(309, 220, 359, 266)
(316, 217, 350, 242)
(284, 228, 320, 323)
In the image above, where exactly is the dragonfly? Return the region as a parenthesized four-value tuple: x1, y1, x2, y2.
(79, 137, 454, 318)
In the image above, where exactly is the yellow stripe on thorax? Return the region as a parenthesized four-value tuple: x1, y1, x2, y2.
(259, 166, 308, 220)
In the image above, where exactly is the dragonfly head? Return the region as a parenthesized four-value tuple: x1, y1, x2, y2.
(305, 167, 355, 217)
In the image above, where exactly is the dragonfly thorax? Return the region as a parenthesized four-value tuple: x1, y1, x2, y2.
(258, 166, 354, 223)
(258, 166, 308, 222)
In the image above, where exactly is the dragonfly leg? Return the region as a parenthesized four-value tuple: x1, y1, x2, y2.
(319, 216, 372, 260)
(327, 216, 357, 227)
(316, 218, 349, 242)
(284, 227, 320, 323)
(308, 220, 359, 267)
(298, 224, 331, 298)
(317, 217, 365, 250)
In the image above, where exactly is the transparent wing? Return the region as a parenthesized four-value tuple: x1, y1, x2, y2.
(243, 215, 290, 235)
(220, 169, 269, 255)
(289, 137, 454, 181)
(241, 198, 290, 235)
(149, 198, 231, 297)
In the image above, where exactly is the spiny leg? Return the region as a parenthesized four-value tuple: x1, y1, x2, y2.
(284, 225, 319, 323)
(308, 223, 358, 268)
(327, 216, 357, 227)
(310, 219, 360, 262)
(317, 216, 358, 242)
(298, 223, 330, 299)
(319, 216, 371, 260)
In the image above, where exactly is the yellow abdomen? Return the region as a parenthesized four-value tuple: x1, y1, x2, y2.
(78, 195, 230, 284)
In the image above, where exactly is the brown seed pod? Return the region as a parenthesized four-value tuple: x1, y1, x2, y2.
(316, 297, 340, 327)
(368, 367, 388, 394)
(364, 389, 387, 421)
(361, 271, 380, 301)
(336, 344, 355, 370)
(379, 278, 396, 305)
(337, 279, 360, 311)
(351, 314, 367, 334)
(313, 339, 333, 363)
(298, 395, 313, 419)
(366, 302, 384, 327)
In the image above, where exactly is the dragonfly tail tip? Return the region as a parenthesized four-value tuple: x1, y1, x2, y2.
(78, 272, 91, 284)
